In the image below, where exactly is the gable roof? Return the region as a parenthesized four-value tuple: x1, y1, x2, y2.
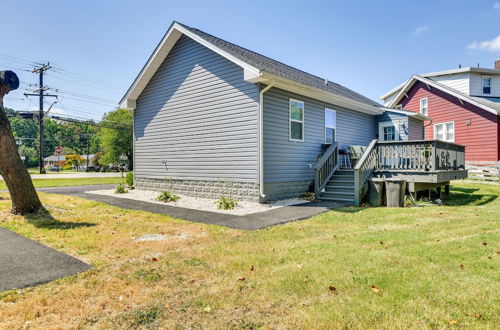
(386, 75, 500, 115)
(120, 22, 383, 115)
(380, 67, 500, 100)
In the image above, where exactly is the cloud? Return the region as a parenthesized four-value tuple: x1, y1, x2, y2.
(414, 26, 428, 35)
(467, 35, 500, 51)
(494, 2, 500, 10)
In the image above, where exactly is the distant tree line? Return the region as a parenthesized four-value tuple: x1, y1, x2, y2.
(5, 107, 133, 169)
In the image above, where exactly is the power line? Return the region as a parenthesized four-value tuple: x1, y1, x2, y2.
(50, 63, 126, 89)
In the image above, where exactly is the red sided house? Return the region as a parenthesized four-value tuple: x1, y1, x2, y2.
(381, 59, 500, 170)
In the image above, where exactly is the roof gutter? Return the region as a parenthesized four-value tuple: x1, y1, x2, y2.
(259, 82, 274, 200)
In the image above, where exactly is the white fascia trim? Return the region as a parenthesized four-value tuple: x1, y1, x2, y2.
(380, 80, 408, 100)
(119, 22, 261, 110)
(259, 73, 384, 115)
(388, 75, 499, 116)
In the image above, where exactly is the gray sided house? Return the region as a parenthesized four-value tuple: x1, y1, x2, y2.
(120, 22, 428, 203)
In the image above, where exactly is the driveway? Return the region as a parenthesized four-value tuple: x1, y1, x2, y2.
(38, 185, 342, 230)
(0, 228, 90, 292)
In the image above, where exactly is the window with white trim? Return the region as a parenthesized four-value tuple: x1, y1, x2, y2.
(289, 99, 304, 141)
(324, 109, 336, 144)
(420, 98, 428, 115)
(434, 122, 454, 142)
(482, 76, 492, 95)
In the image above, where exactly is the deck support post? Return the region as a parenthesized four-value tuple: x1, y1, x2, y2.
(444, 184, 450, 196)
(436, 186, 442, 199)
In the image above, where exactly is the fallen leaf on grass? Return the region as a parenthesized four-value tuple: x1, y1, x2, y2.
(151, 257, 158, 262)
(238, 277, 245, 281)
(460, 264, 464, 270)
(482, 242, 488, 246)
(250, 265, 254, 271)
(370, 285, 380, 294)
(473, 313, 481, 318)
(449, 320, 457, 325)
(328, 286, 337, 292)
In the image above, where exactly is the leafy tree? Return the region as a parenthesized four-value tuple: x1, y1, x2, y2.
(65, 154, 85, 169)
(98, 109, 133, 169)
(18, 145, 38, 167)
(10, 117, 37, 148)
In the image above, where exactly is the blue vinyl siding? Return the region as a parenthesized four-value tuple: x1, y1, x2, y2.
(263, 87, 375, 183)
(408, 117, 424, 140)
(134, 35, 259, 182)
(375, 112, 409, 141)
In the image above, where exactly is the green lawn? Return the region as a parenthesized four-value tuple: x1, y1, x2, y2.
(0, 177, 122, 190)
(0, 182, 498, 328)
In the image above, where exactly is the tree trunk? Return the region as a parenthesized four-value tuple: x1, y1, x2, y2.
(0, 77, 42, 214)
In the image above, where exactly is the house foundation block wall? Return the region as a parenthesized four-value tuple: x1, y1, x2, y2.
(135, 177, 260, 202)
(264, 180, 312, 201)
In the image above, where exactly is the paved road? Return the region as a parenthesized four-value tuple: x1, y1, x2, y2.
(0, 172, 122, 180)
(39, 185, 342, 230)
(0, 228, 90, 292)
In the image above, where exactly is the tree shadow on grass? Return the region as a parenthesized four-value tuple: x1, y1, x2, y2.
(444, 190, 498, 206)
(450, 187, 480, 194)
(24, 207, 96, 229)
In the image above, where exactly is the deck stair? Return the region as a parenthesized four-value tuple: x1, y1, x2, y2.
(317, 169, 355, 203)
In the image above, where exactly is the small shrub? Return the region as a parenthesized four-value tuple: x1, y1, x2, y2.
(125, 172, 134, 188)
(157, 191, 180, 203)
(115, 184, 128, 194)
(215, 195, 238, 210)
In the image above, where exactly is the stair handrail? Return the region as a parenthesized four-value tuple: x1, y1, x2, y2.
(313, 142, 339, 198)
(354, 139, 378, 206)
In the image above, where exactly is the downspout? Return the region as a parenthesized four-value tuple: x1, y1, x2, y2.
(259, 82, 274, 200)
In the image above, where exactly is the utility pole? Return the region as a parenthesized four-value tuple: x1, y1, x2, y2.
(24, 63, 57, 174)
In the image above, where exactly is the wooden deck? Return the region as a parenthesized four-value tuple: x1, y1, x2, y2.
(314, 139, 468, 205)
(353, 140, 468, 204)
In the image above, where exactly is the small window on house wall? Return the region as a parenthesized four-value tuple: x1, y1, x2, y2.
(482, 76, 492, 94)
(324, 109, 336, 144)
(434, 122, 454, 142)
(419, 98, 428, 115)
(289, 99, 304, 141)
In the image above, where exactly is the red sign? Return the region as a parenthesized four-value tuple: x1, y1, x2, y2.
(55, 146, 63, 155)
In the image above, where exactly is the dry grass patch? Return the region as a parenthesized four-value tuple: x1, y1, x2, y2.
(0, 182, 499, 329)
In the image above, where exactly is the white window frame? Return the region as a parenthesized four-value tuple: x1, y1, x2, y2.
(434, 121, 455, 142)
(482, 76, 492, 95)
(324, 108, 336, 144)
(419, 98, 428, 115)
(378, 121, 401, 141)
(289, 98, 304, 142)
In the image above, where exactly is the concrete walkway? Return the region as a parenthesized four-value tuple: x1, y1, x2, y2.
(38, 185, 342, 230)
(0, 172, 122, 180)
(0, 228, 90, 292)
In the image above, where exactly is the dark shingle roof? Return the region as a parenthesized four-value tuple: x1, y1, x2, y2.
(177, 22, 381, 108)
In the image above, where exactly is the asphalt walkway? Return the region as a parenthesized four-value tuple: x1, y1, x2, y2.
(0, 228, 90, 292)
(38, 185, 342, 230)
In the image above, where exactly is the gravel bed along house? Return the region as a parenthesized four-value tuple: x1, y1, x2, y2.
(86, 188, 309, 216)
